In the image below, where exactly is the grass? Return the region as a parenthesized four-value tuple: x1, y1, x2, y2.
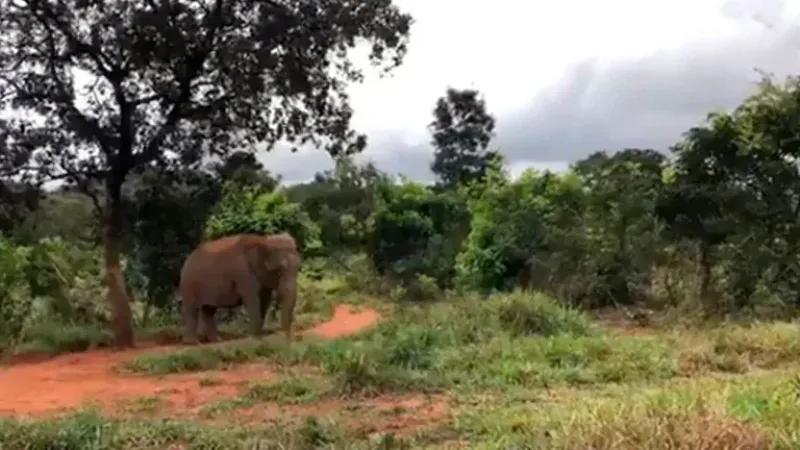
(0, 409, 365, 450)
(121, 292, 800, 394)
(451, 368, 800, 449)
(5, 321, 113, 358)
(200, 376, 334, 418)
(5, 288, 800, 448)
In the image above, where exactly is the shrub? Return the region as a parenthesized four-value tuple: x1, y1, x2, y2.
(488, 291, 596, 337)
(204, 182, 321, 254)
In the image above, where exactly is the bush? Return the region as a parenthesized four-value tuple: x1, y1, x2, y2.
(489, 291, 596, 337)
(0, 238, 33, 343)
(0, 237, 108, 350)
(369, 180, 469, 290)
(204, 182, 321, 254)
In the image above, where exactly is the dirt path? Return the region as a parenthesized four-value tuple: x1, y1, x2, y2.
(0, 304, 383, 418)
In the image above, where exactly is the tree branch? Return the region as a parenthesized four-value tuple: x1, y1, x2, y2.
(132, 0, 227, 167)
(32, 0, 116, 78)
(25, 10, 117, 154)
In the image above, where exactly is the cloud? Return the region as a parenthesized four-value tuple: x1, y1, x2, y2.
(258, 134, 433, 184)
(261, 0, 800, 183)
(498, 4, 800, 164)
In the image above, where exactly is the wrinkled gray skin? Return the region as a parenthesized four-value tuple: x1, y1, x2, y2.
(178, 233, 301, 345)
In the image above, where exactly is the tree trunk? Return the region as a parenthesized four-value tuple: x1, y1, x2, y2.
(698, 241, 713, 310)
(103, 186, 134, 349)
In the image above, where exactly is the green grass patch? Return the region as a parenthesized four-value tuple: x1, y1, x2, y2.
(8, 321, 112, 357)
(123, 292, 680, 394)
(201, 376, 334, 418)
(0, 409, 377, 450)
(121, 292, 800, 399)
(120, 337, 288, 374)
(452, 369, 800, 449)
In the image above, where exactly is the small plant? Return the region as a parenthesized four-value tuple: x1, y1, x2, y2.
(244, 377, 328, 404)
(490, 291, 595, 337)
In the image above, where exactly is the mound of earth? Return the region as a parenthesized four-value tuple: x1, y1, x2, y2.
(0, 304, 382, 418)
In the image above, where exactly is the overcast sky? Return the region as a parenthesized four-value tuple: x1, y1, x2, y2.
(258, 0, 800, 183)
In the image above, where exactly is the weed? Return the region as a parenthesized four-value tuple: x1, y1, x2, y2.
(488, 290, 596, 337)
(12, 321, 111, 356)
(121, 396, 163, 414)
(244, 376, 330, 404)
(452, 371, 800, 449)
(0, 409, 356, 449)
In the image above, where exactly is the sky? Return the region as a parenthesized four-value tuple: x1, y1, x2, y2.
(258, 0, 800, 184)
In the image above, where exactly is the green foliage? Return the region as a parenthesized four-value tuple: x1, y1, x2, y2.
(457, 166, 586, 296)
(0, 409, 353, 450)
(124, 291, 680, 391)
(0, 239, 34, 343)
(657, 74, 800, 312)
(489, 291, 595, 337)
(0, 237, 108, 347)
(287, 156, 385, 257)
(369, 179, 470, 293)
(125, 168, 221, 311)
(573, 149, 669, 305)
(13, 190, 97, 245)
(0, 181, 42, 242)
(204, 183, 321, 254)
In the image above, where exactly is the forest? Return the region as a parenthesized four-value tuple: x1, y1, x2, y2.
(1, 1, 800, 449)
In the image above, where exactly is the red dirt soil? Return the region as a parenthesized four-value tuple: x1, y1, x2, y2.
(304, 304, 381, 339)
(0, 304, 383, 418)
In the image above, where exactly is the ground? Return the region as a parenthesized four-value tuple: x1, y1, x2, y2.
(1, 298, 799, 449)
(0, 305, 388, 417)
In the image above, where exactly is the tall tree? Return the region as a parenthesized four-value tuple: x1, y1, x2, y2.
(429, 87, 497, 189)
(0, 0, 411, 347)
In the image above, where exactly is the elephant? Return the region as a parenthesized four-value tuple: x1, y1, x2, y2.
(178, 233, 301, 345)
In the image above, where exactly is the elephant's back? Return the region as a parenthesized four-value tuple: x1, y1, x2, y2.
(179, 235, 250, 288)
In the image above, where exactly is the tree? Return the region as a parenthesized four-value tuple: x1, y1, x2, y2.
(456, 166, 586, 296)
(210, 150, 281, 192)
(288, 156, 386, 255)
(0, 0, 412, 347)
(572, 149, 667, 305)
(658, 74, 800, 308)
(429, 88, 498, 189)
(370, 179, 469, 290)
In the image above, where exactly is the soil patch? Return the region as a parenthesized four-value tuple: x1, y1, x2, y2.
(304, 304, 381, 339)
(214, 392, 450, 437)
(0, 304, 382, 418)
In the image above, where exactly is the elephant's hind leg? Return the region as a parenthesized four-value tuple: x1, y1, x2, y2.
(181, 300, 201, 345)
(234, 274, 264, 338)
(259, 288, 275, 331)
(200, 305, 219, 343)
(278, 277, 297, 342)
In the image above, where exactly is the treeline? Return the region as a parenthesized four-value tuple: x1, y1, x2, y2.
(3, 74, 800, 348)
